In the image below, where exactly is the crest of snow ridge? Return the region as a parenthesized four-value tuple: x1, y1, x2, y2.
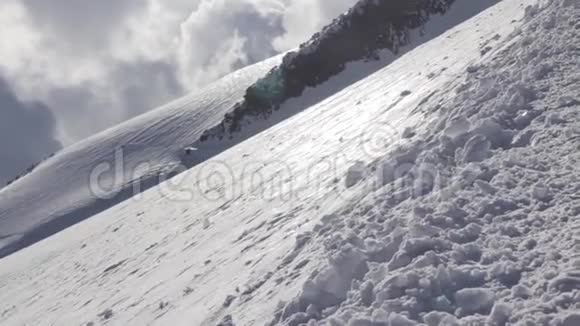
(200, 0, 454, 141)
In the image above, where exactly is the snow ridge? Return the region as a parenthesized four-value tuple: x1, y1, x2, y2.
(270, 1, 580, 325)
(0, 0, 497, 260)
(197, 0, 496, 141)
(0, 56, 281, 259)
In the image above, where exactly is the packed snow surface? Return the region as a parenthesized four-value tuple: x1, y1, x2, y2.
(0, 56, 281, 257)
(0, 0, 498, 258)
(1, 0, 580, 325)
(274, 1, 580, 325)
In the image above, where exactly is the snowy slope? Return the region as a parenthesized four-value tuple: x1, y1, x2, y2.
(0, 0, 498, 259)
(0, 56, 282, 258)
(196, 0, 499, 143)
(2, 0, 574, 325)
(273, 1, 580, 325)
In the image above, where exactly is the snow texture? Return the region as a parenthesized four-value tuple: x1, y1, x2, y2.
(0, 55, 282, 258)
(1, 0, 579, 325)
(272, 1, 580, 325)
(0, 0, 497, 259)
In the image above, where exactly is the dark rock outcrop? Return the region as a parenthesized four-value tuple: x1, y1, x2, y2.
(201, 0, 455, 140)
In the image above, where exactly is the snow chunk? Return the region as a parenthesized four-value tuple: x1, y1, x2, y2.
(545, 113, 567, 126)
(563, 0, 580, 7)
(558, 95, 580, 108)
(512, 284, 532, 299)
(549, 272, 580, 292)
(562, 313, 580, 326)
(345, 161, 366, 188)
(460, 134, 491, 163)
(388, 313, 416, 326)
(423, 311, 459, 326)
(444, 117, 471, 142)
(402, 127, 416, 139)
(454, 288, 495, 315)
(487, 303, 512, 326)
(532, 182, 552, 202)
(301, 245, 368, 308)
(471, 118, 513, 149)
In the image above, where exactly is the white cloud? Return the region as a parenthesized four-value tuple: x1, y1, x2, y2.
(273, 0, 357, 51)
(176, 0, 283, 88)
(0, 0, 357, 146)
(0, 75, 62, 186)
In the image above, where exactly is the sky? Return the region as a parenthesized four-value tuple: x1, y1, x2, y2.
(0, 0, 357, 185)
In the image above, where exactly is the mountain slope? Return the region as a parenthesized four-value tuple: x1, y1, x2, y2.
(0, 56, 282, 258)
(0, 0, 571, 325)
(272, 1, 580, 324)
(197, 0, 498, 140)
(0, 0, 498, 259)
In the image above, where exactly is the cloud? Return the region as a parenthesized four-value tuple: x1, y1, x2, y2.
(113, 60, 184, 119)
(177, 0, 284, 88)
(273, 0, 358, 51)
(44, 60, 184, 142)
(0, 0, 357, 147)
(0, 76, 62, 186)
(20, 0, 143, 51)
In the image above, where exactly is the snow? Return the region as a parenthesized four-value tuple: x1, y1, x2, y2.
(273, 1, 580, 325)
(0, 55, 282, 258)
(1, 0, 580, 325)
(0, 0, 502, 258)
